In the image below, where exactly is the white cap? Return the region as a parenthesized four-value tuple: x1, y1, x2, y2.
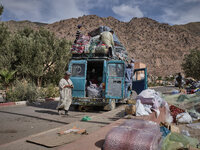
(65, 71, 71, 75)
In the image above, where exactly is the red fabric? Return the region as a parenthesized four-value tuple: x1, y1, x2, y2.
(170, 105, 185, 123)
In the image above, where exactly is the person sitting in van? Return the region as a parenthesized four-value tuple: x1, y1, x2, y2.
(74, 24, 82, 44)
(125, 64, 132, 98)
(100, 30, 114, 57)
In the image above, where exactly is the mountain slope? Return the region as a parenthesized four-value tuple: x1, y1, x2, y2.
(3, 15, 200, 76)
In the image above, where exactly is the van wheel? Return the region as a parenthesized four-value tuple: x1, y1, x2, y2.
(78, 105, 88, 112)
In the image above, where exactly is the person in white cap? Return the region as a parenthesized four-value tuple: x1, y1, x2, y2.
(57, 71, 74, 115)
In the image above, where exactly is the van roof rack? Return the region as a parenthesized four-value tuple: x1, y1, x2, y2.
(72, 53, 110, 60)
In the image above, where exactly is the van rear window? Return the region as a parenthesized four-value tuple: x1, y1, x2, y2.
(71, 64, 85, 77)
(108, 63, 124, 77)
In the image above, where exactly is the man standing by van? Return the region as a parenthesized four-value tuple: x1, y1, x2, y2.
(125, 64, 132, 98)
(100, 30, 114, 57)
(57, 71, 74, 115)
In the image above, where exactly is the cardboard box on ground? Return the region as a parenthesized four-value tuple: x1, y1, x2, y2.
(125, 105, 136, 115)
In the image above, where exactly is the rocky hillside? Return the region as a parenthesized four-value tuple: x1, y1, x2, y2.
(3, 15, 200, 77)
(3, 20, 46, 32)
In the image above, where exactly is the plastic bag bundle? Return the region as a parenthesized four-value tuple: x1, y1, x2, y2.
(103, 119, 162, 150)
(176, 112, 192, 124)
(136, 100, 150, 116)
(87, 83, 102, 98)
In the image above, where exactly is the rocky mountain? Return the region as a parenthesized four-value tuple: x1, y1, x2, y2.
(3, 15, 200, 77)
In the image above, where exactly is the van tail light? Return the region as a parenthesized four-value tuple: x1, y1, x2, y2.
(102, 83, 105, 89)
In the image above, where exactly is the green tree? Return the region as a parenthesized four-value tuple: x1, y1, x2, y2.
(0, 23, 15, 70)
(12, 27, 71, 86)
(182, 49, 200, 80)
(0, 5, 3, 16)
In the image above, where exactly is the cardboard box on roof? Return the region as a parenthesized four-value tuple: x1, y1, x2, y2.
(134, 62, 146, 69)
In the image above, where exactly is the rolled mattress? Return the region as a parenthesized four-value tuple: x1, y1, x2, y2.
(103, 119, 162, 150)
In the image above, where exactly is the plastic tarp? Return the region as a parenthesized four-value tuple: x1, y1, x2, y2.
(162, 132, 199, 150)
(163, 92, 200, 114)
(103, 119, 162, 150)
(163, 92, 200, 106)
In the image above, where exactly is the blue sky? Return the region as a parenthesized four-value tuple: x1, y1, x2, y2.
(1, 0, 200, 25)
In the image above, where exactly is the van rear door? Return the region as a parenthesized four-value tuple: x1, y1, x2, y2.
(69, 60, 87, 97)
(105, 60, 125, 99)
(132, 68, 148, 94)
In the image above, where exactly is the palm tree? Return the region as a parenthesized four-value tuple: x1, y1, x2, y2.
(0, 69, 16, 91)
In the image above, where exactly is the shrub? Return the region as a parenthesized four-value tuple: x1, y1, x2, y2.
(6, 80, 38, 102)
(44, 84, 59, 98)
(25, 83, 38, 102)
(37, 84, 59, 99)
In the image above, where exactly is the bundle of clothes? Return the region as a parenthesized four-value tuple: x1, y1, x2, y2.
(71, 26, 128, 60)
(71, 35, 90, 54)
(135, 89, 172, 122)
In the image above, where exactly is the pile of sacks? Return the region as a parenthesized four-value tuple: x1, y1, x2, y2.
(136, 89, 169, 118)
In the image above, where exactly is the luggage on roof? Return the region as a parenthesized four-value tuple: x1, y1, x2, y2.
(71, 26, 128, 60)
